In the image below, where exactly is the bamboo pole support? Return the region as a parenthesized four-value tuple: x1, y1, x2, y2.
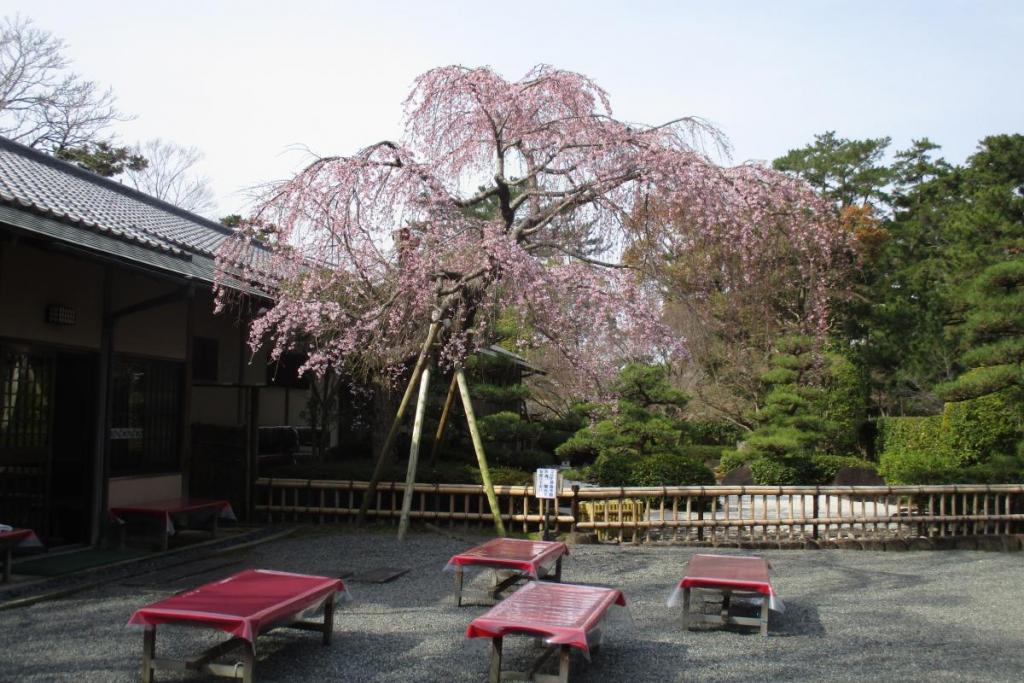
(455, 366, 506, 536)
(398, 365, 431, 541)
(357, 321, 441, 525)
(428, 374, 459, 466)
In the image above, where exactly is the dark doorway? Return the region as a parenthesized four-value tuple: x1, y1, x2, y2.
(49, 352, 98, 545)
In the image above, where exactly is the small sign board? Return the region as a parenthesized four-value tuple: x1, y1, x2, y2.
(534, 468, 559, 499)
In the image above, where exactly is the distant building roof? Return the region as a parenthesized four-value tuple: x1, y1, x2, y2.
(479, 344, 545, 375)
(0, 136, 265, 291)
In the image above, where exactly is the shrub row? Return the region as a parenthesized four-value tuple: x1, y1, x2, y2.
(876, 389, 1023, 484)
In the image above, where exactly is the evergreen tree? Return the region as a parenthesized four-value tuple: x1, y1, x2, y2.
(723, 336, 837, 484)
(940, 260, 1024, 401)
(556, 364, 714, 486)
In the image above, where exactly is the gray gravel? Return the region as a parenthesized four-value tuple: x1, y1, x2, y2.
(1, 527, 1022, 682)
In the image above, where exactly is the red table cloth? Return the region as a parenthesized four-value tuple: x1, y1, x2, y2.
(447, 538, 569, 578)
(110, 499, 236, 534)
(128, 569, 346, 643)
(669, 554, 784, 611)
(0, 527, 42, 549)
(466, 581, 626, 654)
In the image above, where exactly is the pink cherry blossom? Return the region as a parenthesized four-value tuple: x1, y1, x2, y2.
(216, 64, 845, 396)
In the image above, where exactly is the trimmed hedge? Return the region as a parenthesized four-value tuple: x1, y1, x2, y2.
(876, 389, 1023, 484)
(590, 451, 714, 487)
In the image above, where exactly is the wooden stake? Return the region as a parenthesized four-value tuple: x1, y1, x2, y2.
(455, 366, 506, 536)
(398, 365, 431, 541)
(357, 321, 441, 525)
(428, 374, 459, 466)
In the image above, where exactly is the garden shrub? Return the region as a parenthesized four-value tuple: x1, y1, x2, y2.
(875, 389, 1023, 483)
(684, 421, 743, 446)
(630, 452, 715, 487)
(718, 450, 748, 474)
(591, 450, 636, 486)
(478, 411, 544, 444)
(942, 390, 1021, 464)
(819, 352, 870, 454)
(492, 448, 556, 472)
(875, 415, 950, 461)
(470, 466, 533, 486)
(810, 454, 877, 482)
(878, 448, 962, 485)
(680, 444, 726, 462)
(748, 456, 816, 485)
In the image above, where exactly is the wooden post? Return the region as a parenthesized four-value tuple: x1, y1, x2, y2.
(357, 321, 440, 525)
(141, 625, 155, 683)
(558, 645, 570, 683)
(322, 593, 335, 645)
(681, 586, 691, 631)
(428, 374, 458, 466)
(570, 484, 580, 532)
(759, 595, 770, 637)
(489, 637, 503, 683)
(812, 488, 820, 540)
(398, 365, 431, 541)
(455, 367, 506, 536)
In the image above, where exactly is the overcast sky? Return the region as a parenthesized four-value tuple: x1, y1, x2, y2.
(5, 1, 1023, 217)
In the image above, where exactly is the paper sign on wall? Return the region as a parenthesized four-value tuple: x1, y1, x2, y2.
(534, 468, 559, 499)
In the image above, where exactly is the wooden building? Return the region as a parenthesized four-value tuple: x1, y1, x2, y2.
(0, 137, 310, 547)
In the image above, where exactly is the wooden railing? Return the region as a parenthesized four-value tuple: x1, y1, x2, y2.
(253, 479, 1024, 544)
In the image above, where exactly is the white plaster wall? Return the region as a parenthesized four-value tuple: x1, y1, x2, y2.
(110, 270, 186, 360)
(108, 473, 183, 506)
(0, 241, 102, 348)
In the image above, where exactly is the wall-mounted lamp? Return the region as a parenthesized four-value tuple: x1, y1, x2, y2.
(45, 304, 77, 325)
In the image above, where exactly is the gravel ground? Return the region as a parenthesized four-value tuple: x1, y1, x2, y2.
(1, 527, 1022, 682)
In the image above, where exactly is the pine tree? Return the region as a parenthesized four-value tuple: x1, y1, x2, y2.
(940, 259, 1024, 401)
(725, 336, 836, 484)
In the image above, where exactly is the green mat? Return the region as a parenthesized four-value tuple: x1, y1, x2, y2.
(13, 548, 150, 577)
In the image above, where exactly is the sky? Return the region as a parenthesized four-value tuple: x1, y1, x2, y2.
(4, 0, 1023, 217)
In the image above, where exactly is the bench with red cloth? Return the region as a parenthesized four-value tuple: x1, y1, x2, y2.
(128, 568, 346, 683)
(0, 527, 42, 582)
(466, 581, 626, 683)
(446, 537, 569, 606)
(110, 499, 235, 550)
(667, 553, 784, 637)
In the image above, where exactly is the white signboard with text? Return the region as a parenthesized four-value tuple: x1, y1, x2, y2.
(534, 468, 559, 499)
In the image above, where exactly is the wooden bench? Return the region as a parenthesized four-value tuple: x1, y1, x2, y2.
(110, 499, 235, 551)
(467, 581, 625, 683)
(668, 554, 784, 637)
(128, 568, 346, 683)
(446, 538, 568, 606)
(0, 527, 41, 582)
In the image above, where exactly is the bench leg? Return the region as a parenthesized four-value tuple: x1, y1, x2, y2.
(210, 513, 219, 540)
(759, 595, 769, 637)
(489, 637, 503, 683)
(558, 645, 570, 683)
(323, 593, 335, 645)
(242, 640, 255, 683)
(454, 567, 464, 607)
(141, 625, 155, 683)
(160, 515, 170, 552)
(720, 591, 731, 625)
(2, 547, 10, 583)
(681, 587, 691, 631)
(553, 556, 563, 582)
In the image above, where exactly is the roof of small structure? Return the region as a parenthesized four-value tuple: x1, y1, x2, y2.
(479, 344, 546, 375)
(0, 136, 265, 291)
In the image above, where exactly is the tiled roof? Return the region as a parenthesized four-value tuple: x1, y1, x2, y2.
(0, 136, 266, 286)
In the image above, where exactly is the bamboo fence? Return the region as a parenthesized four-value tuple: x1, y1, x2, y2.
(253, 478, 1024, 543)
